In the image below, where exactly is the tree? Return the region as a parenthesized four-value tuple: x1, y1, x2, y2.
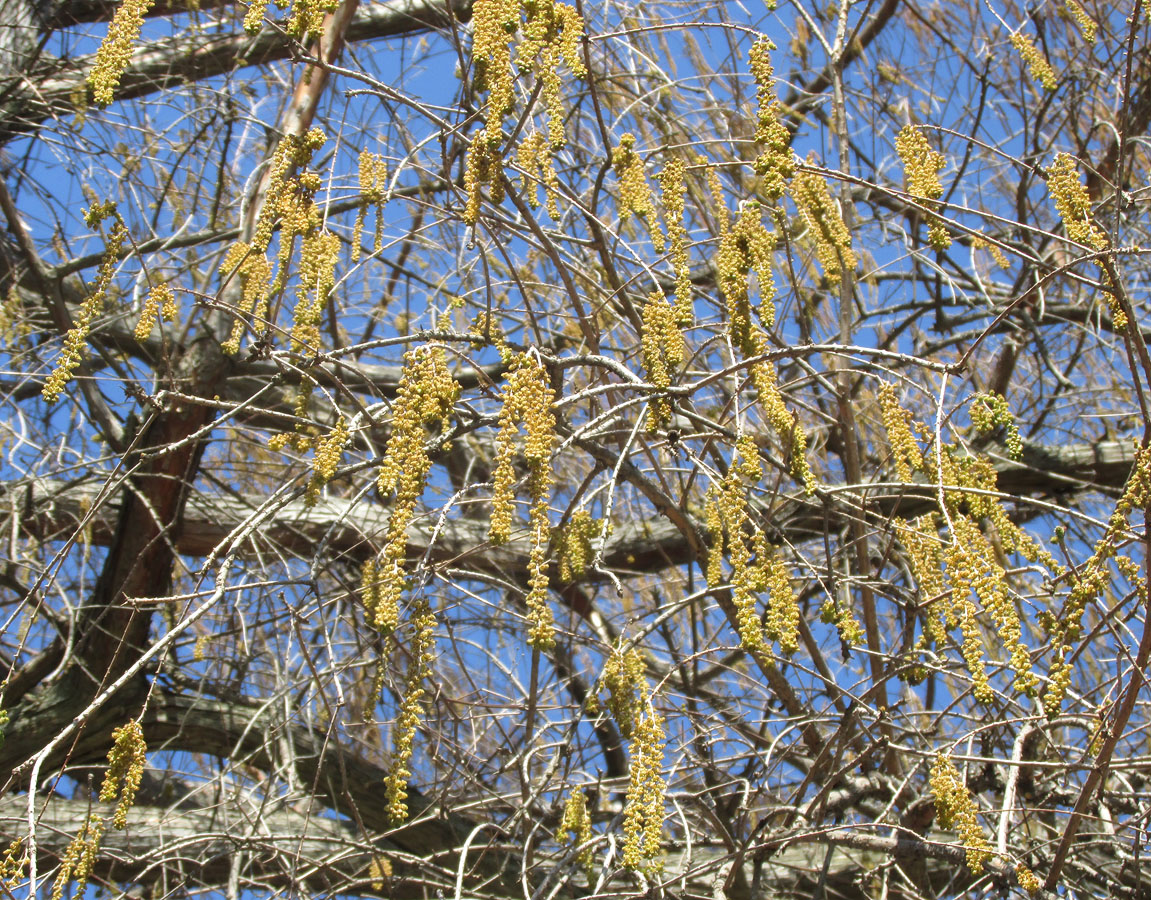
(0, 0, 1148, 896)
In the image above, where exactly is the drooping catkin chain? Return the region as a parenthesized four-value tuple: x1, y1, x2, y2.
(490, 353, 557, 648)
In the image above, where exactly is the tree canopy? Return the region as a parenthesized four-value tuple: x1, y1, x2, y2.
(0, 0, 1149, 898)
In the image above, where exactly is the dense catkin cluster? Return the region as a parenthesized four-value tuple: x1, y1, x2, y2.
(517, 0, 586, 148)
(373, 347, 459, 634)
(892, 436, 1063, 698)
(790, 163, 856, 286)
(252, 129, 327, 255)
(1010, 31, 1057, 91)
(87, 0, 155, 106)
(930, 754, 993, 873)
(100, 719, 146, 829)
(134, 281, 177, 342)
(591, 642, 646, 738)
(291, 229, 340, 353)
(622, 703, 666, 871)
(748, 39, 794, 203)
(304, 417, 349, 506)
(516, 131, 562, 219)
(717, 204, 776, 357)
(944, 515, 1030, 700)
(970, 391, 1023, 459)
(557, 509, 603, 581)
(1043, 441, 1151, 712)
(657, 158, 693, 324)
(465, 0, 583, 223)
(383, 593, 437, 822)
(1016, 864, 1042, 895)
(471, 0, 521, 122)
(490, 355, 557, 647)
(894, 125, 950, 251)
(50, 816, 104, 900)
(243, 0, 270, 32)
(879, 382, 924, 481)
(286, 0, 340, 40)
(703, 439, 801, 656)
(220, 242, 272, 355)
(613, 135, 664, 251)
(556, 787, 594, 873)
(43, 205, 127, 403)
(640, 291, 686, 429)
(352, 151, 388, 261)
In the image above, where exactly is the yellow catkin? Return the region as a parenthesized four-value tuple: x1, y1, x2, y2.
(750, 359, 815, 493)
(717, 204, 776, 357)
(557, 509, 603, 581)
(516, 131, 562, 219)
(1046, 152, 1124, 325)
(930, 754, 993, 873)
(657, 158, 693, 324)
(305, 417, 349, 506)
(252, 129, 326, 254)
(895, 125, 950, 250)
(879, 382, 924, 481)
(762, 542, 799, 655)
(50, 817, 104, 900)
(1047, 151, 1124, 321)
(488, 355, 556, 647)
(464, 128, 504, 226)
(243, 0, 269, 32)
(1048, 152, 1106, 250)
(352, 150, 388, 261)
(947, 514, 1035, 697)
(1062, 0, 1096, 41)
(972, 234, 1011, 269)
(100, 720, 146, 829)
(517, 0, 586, 148)
(220, 243, 272, 355)
(1010, 32, 1057, 91)
(748, 39, 794, 203)
(43, 210, 127, 403)
(895, 515, 947, 645)
(471, 0, 520, 122)
(1017, 864, 1042, 895)
(790, 163, 856, 286)
(1043, 442, 1151, 712)
(640, 291, 685, 430)
(374, 347, 459, 634)
(622, 703, 666, 871)
(286, 0, 340, 41)
(0, 839, 26, 889)
(819, 594, 865, 646)
(383, 594, 437, 822)
(557, 787, 594, 873)
(88, 0, 155, 106)
(291, 229, 340, 353)
(134, 282, 176, 341)
(613, 134, 664, 252)
(970, 391, 1023, 459)
(592, 641, 646, 738)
